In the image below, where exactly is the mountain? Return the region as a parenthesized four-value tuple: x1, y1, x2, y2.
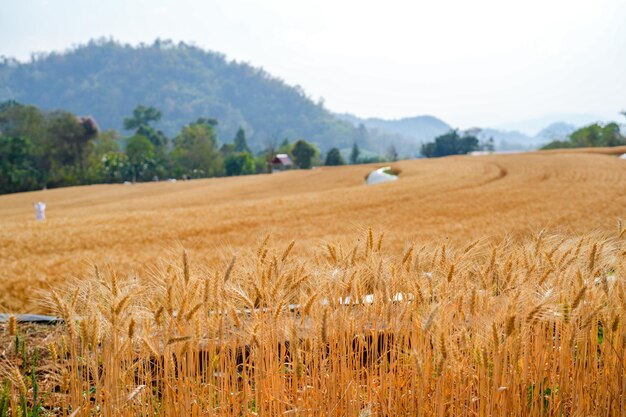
(0, 39, 611, 157)
(0, 39, 365, 152)
(535, 122, 577, 141)
(497, 114, 608, 136)
(336, 114, 452, 155)
(339, 112, 599, 152)
(362, 115, 451, 140)
(477, 122, 593, 151)
(338, 114, 552, 152)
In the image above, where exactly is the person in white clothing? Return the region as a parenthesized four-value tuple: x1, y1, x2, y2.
(34, 201, 46, 221)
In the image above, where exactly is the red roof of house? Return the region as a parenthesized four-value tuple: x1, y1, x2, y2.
(271, 154, 294, 166)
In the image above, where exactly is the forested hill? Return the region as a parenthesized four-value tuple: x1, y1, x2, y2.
(0, 39, 364, 151)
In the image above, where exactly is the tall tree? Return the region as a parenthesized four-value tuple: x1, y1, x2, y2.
(0, 101, 46, 141)
(125, 135, 155, 182)
(291, 139, 318, 169)
(171, 120, 222, 178)
(325, 148, 345, 166)
(0, 101, 47, 183)
(124, 105, 167, 148)
(233, 127, 251, 153)
(123, 105, 162, 131)
(46, 112, 99, 181)
(0, 136, 38, 194)
(350, 142, 360, 164)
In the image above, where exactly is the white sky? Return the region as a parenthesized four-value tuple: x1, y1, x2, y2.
(1, 0, 625, 131)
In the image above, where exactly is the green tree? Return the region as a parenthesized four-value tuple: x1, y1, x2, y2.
(540, 140, 573, 150)
(291, 139, 318, 169)
(46, 112, 99, 183)
(125, 135, 155, 181)
(325, 147, 345, 166)
(220, 143, 235, 156)
(225, 152, 255, 176)
(92, 130, 121, 155)
(360, 155, 384, 163)
(233, 127, 251, 153)
(0, 101, 48, 185)
(84, 130, 122, 183)
(421, 130, 479, 158)
(0, 101, 46, 143)
(124, 105, 167, 148)
(350, 142, 361, 164)
(171, 121, 222, 178)
(0, 136, 39, 194)
(254, 153, 270, 174)
(123, 105, 162, 131)
(100, 151, 129, 183)
(541, 122, 625, 150)
(0, 101, 106, 189)
(569, 123, 624, 147)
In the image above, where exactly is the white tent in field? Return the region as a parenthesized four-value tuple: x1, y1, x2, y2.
(619, 153, 626, 160)
(367, 167, 398, 185)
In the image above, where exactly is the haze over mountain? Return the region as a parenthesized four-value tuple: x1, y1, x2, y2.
(338, 113, 582, 151)
(337, 114, 451, 141)
(497, 114, 610, 136)
(0, 39, 370, 152)
(0, 39, 616, 156)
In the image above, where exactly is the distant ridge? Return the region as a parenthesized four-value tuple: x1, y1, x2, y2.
(0, 39, 365, 152)
(0, 38, 607, 155)
(497, 114, 608, 136)
(335, 113, 454, 156)
(369, 115, 449, 140)
(338, 113, 575, 151)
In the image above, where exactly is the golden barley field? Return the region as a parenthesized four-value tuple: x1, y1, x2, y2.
(2, 148, 626, 313)
(1, 148, 626, 416)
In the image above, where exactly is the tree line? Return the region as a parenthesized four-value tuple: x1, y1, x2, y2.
(541, 116, 626, 150)
(420, 113, 626, 158)
(0, 101, 378, 195)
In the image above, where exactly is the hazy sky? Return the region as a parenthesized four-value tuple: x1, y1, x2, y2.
(1, 0, 625, 132)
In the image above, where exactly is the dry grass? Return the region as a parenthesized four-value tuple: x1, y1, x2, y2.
(0, 148, 626, 415)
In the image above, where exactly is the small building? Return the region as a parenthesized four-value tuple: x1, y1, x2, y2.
(270, 154, 294, 172)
